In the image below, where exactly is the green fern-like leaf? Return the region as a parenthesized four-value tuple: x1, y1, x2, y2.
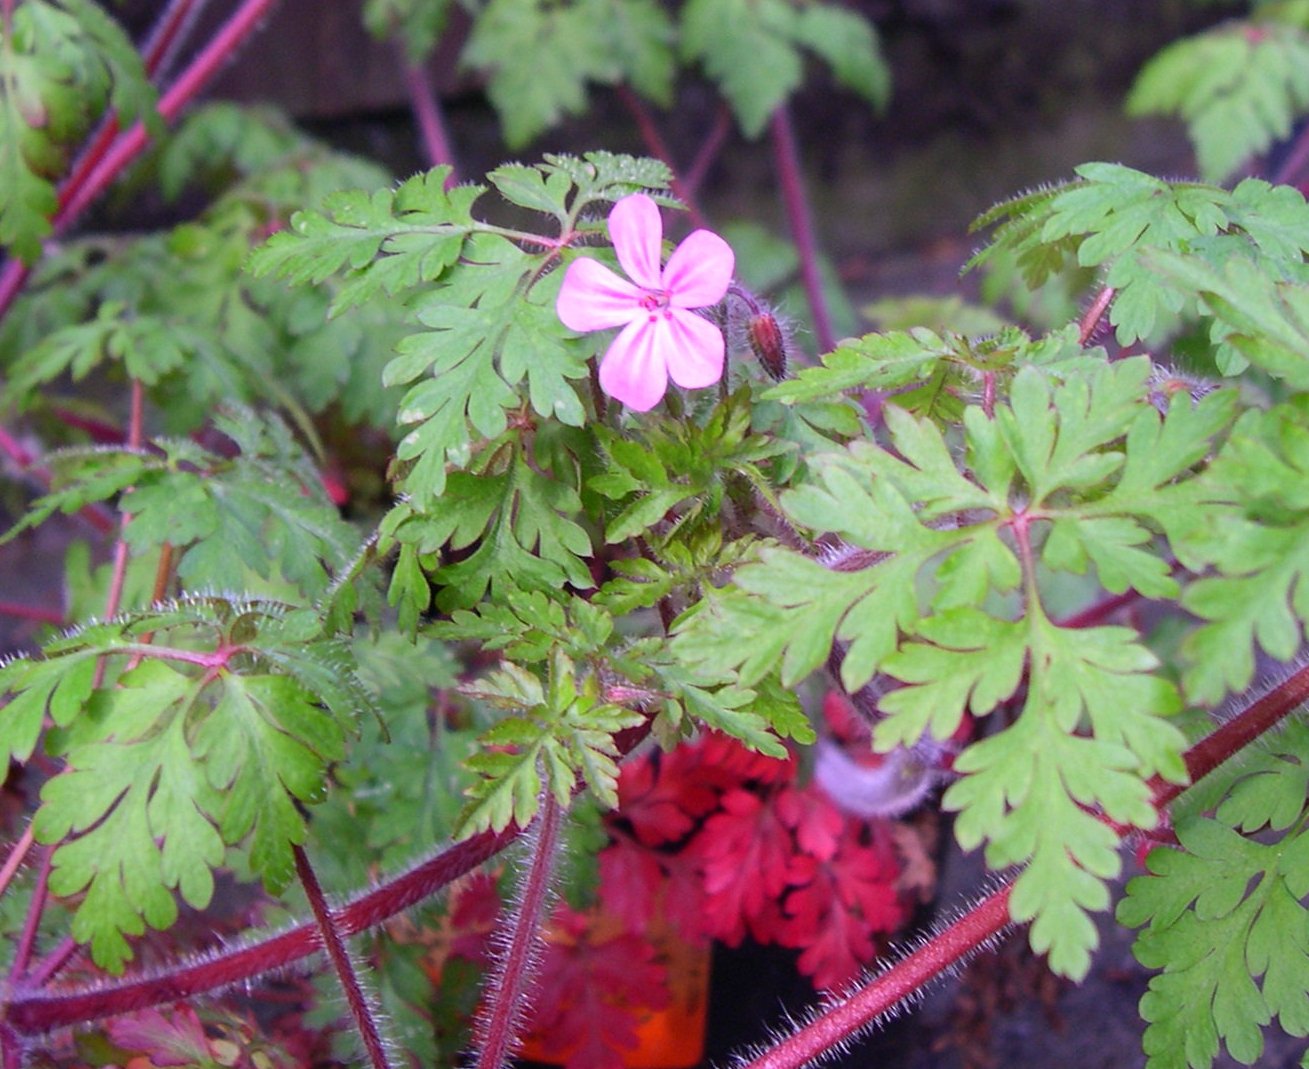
(970, 165, 1309, 348)
(681, 0, 887, 137)
(673, 357, 1240, 975)
(1128, 20, 1309, 182)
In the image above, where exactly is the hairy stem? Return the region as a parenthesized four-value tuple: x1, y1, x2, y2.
(0, 424, 116, 535)
(1078, 286, 1116, 346)
(294, 845, 392, 1069)
(1154, 660, 1309, 809)
(25, 937, 78, 989)
(475, 792, 565, 1069)
(744, 884, 1015, 1069)
(5, 823, 516, 1034)
(770, 106, 835, 354)
(741, 664, 1309, 1069)
(0, 828, 34, 902)
(6, 849, 52, 982)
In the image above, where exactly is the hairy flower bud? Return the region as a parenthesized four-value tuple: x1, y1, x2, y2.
(746, 311, 788, 381)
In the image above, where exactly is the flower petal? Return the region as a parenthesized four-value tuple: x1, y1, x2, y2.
(661, 309, 725, 389)
(599, 317, 668, 412)
(608, 194, 665, 290)
(663, 229, 734, 309)
(556, 257, 642, 331)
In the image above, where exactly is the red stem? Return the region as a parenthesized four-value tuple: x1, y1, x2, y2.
(682, 102, 732, 202)
(744, 884, 1015, 1069)
(294, 846, 392, 1069)
(475, 793, 564, 1069)
(0, 0, 281, 321)
(615, 85, 706, 230)
(5, 824, 517, 1035)
(0, 424, 116, 535)
(53, 0, 204, 230)
(1079, 286, 1116, 346)
(139, 0, 211, 81)
(769, 106, 836, 354)
(739, 661, 1309, 1069)
(25, 938, 78, 990)
(6, 849, 53, 983)
(402, 57, 458, 183)
(1154, 660, 1309, 809)
(0, 601, 64, 625)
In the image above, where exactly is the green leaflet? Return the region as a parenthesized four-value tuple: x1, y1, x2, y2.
(385, 449, 593, 613)
(589, 387, 792, 544)
(457, 651, 644, 835)
(247, 168, 480, 314)
(10, 598, 371, 972)
(0, 409, 360, 600)
(970, 164, 1309, 348)
(1176, 403, 1309, 703)
(1120, 811, 1309, 1069)
(673, 356, 1235, 976)
(681, 0, 887, 138)
(463, 0, 674, 147)
(1127, 20, 1309, 183)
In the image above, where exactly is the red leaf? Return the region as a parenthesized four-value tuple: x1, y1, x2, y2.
(448, 871, 502, 964)
(524, 908, 670, 1069)
(696, 731, 796, 785)
(598, 836, 663, 932)
(691, 788, 798, 944)
(617, 745, 722, 847)
(107, 1005, 210, 1066)
(775, 785, 845, 861)
(778, 833, 908, 989)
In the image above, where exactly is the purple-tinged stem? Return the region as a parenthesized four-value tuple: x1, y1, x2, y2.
(402, 57, 458, 183)
(294, 845, 392, 1069)
(25, 937, 78, 989)
(0, 602, 63, 625)
(1155, 661, 1309, 809)
(1079, 286, 1116, 346)
(745, 884, 1015, 1069)
(615, 85, 706, 229)
(0, 424, 116, 535)
(1055, 589, 1140, 630)
(0, 829, 33, 902)
(475, 793, 564, 1069)
(1272, 120, 1309, 188)
(6, 849, 52, 982)
(5, 825, 517, 1035)
(0, 0, 281, 321)
(139, 0, 211, 82)
(770, 106, 836, 355)
(742, 664, 1309, 1069)
(55, 0, 208, 231)
(682, 102, 732, 202)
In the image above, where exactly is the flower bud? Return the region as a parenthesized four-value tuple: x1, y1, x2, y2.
(746, 311, 788, 381)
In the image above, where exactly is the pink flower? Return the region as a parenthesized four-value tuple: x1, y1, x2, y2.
(557, 194, 735, 412)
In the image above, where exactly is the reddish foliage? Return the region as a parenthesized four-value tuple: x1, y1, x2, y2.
(693, 787, 800, 944)
(616, 743, 722, 846)
(522, 907, 670, 1069)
